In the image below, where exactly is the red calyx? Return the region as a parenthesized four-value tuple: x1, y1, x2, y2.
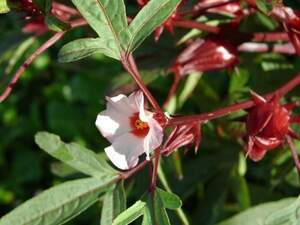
(246, 91, 292, 161)
(162, 123, 201, 156)
(171, 38, 239, 77)
(270, 6, 300, 56)
(10, 0, 47, 35)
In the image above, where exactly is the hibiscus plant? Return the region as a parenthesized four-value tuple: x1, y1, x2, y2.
(1, 0, 300, 225)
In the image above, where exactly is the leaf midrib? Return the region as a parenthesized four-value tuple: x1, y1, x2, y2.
(94, 0, 124, 55)
(127, 0, 173, 52)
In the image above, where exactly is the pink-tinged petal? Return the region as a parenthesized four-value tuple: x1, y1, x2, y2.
(106, 94, 137, 116)
(128, 91, 143, 111)
(95, 109, 131, 143)
(143, 117, 164, 159)
(105, 133, 144, 170)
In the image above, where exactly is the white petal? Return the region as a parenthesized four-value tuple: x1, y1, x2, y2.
(143, 117, 164, 159)
(95, 109, 130, 142)
(104, 133, 144, 170)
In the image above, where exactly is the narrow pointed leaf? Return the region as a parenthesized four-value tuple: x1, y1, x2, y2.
(101, 181, 126, 225)
(127, 0, 181, 52)
(0, 0, 10, 13)
(45, 15, 70, 32)
(35, 132, 117, 178)
(71, 0, 130, 57)
(154, 191, 171, 225)
(0, 177, 117, 225)
(112, 200, 146, 225)
(58, 38, 120, 62)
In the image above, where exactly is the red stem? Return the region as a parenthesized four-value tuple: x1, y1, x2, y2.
(168, 73, 300, 126)
(119, 158, 150, 180)
(286, 135, 300, 173)
(121, 53, 163, 114)
(0, 32, 64, 103)
(172, 20, 220, 34)
(150, 148, 161, 192)
(52, 2, 79, 15)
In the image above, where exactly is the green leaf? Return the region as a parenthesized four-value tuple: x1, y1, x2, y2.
(45, 15, 70, 32)
(0, 177, 116, 225)
(217, 198, 297, 225)
(154, 191, 171, 225)
(71, 0, 130, 57)
(256, 0, 273, 14)
(33, 0, 51, 13)
(0, 0, 10, 13)
(58, 38, 120, 62)
(35, 131, 117, 177)
(178, 72, 202, 109)
(127, 0, 181, 52)
(112, 200, 146, 225)
(264, 197, 300, 225)
(142, 191, 171, 225)
(158, 164, 189, 225)
(101, 181, 126, 225)
(50, 161, 78, 177)
(157, 188, 182, 210)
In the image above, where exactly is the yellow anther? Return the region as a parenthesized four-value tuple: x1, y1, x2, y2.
(135, 119, 148, 130)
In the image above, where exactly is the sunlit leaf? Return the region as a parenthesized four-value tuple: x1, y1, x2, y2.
(59, 37, 120, 62)
(0, 0, 10, 13)
(71, 0, 130, 58)
(0, 177, 116, 225)
(35, 132, 117, 178)
(127, 0, 181, 52)
(112, 200, 146, 225)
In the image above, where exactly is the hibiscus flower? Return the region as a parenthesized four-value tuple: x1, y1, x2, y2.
(96, 91, 163, 170)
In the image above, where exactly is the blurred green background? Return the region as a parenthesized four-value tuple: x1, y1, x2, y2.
(1, 1, 300, 224)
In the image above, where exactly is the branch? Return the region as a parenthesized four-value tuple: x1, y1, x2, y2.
(121, 53, 163, 114)
(0, 18, 87, 103)
(168, 73, 300, 126)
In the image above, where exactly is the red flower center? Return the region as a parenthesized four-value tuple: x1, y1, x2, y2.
(129, 113, 149, 138)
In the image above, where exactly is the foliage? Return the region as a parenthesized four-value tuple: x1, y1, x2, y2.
(1, 0, 300, 225)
